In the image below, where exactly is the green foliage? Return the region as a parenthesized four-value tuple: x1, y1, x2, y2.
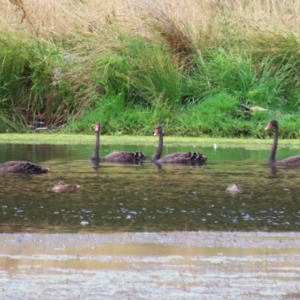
(182, 46, 300, 115)
(245, 31, 300, 110)
(66, 93, 177, 135)
(0, 34, 93, 131)
(270, 115, 300, 139)
(178, 93, 240, 137)
(92, 38, 182, 107)
(0, 35, 27, 131)
(2, 23, 300, 137)
(92, 53, 129, 96)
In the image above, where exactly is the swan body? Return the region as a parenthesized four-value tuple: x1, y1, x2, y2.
(226, 183, 243, 194)
(0, 161, 49, 174)
(100, 151, 146, 163)
(265, 120, 300, 166)
(52, 182, 80, 192)
(91, 122, 146, 164)
(151, 125, 207, 164)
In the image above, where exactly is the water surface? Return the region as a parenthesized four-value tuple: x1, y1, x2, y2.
(1, 143, 300, 232)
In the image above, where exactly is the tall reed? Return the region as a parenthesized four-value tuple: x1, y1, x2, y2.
(1, 0, 300, 134)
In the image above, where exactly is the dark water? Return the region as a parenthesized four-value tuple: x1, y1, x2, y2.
(1, 143, 300, 233)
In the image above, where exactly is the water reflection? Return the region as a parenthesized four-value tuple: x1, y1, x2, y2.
(1, 143, 300, 232)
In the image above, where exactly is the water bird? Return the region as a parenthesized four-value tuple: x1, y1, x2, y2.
(52, 182, 80, 192)
(151, 125, 208, 164)
(91, 122, 146, 163)
(226, 183, 243, 194)
(213, 143, 218, 151)
(0, 161, 49, 174)
(265, 120, 300, 166)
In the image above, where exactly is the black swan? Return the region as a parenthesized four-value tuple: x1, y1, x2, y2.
(151, 125, 208, 164)
(265, 120, 300, 166)
(91, 122, 146, 163)
(52, 182, 80, 192)
(0, 161, 49, 174)
(226, 183, 243, 194)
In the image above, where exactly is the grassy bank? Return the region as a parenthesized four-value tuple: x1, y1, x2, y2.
(1, 133, 300, 150)
(1, 0, 300, 137)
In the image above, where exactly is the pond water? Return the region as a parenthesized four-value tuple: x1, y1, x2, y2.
(1, 142, 300, 233)
(2, 142, 300, 299)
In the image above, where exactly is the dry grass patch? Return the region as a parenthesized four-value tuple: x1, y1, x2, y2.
(1, 0, 300, 42)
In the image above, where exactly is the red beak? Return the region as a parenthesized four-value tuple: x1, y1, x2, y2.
(265, 123, 272, 130)
(154, 129, 159, 136)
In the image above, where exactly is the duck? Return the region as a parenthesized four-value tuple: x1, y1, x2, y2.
(91, 122, 146, 163)
(52, 182, 80, 192)
(265, 120, 300, 166)
(151, 125, 207, 164)
(0, 161, 49, 174)
(226, 183, 243, 194)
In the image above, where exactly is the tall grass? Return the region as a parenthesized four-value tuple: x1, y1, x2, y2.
(92, 38, 182, 107)
(0, 34, 89, 129)
(1, 0, 300, 136)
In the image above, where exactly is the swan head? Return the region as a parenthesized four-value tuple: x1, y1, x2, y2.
(95, 122, 100, 132)
(265, 120, 278, 130)
(154, 125, 162, 136)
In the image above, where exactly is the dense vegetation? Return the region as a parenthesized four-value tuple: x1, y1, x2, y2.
(1, 0, 300, 137)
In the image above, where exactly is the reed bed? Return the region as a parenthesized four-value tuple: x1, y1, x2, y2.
(1, 0, 300, 137)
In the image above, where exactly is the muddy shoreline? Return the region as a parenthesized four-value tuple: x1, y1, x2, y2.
(1, 231, 300, 249)
(1, 232, 300, 299)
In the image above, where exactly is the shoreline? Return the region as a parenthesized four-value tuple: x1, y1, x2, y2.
(0, 134, 299, 149)
(1, 231, 300, 249)
(2, 231, 300, 299)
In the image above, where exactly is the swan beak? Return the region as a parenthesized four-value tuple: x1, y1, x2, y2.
(265, 123, 272, 130)
(154, 129, 159, 136)
(95, 123, 100, 131)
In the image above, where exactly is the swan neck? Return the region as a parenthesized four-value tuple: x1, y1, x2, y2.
(152, 131, 163, 161)
(91, 130, 100, 161)
(269, 126, 278, 163)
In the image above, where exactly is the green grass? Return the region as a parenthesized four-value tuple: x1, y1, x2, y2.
(1, 133, 300, 150)
(2, 2, 300, 138)
(51, 36, 300, 138)
(0, 34, 93, 130)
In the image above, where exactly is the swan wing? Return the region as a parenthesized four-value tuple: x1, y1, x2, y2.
(102, 151, 146, 163)
(159, 152, 193, 163)
(0, 161, 48, 174)
(277, 155, 300, 166)
(159, 152, 207, 164)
